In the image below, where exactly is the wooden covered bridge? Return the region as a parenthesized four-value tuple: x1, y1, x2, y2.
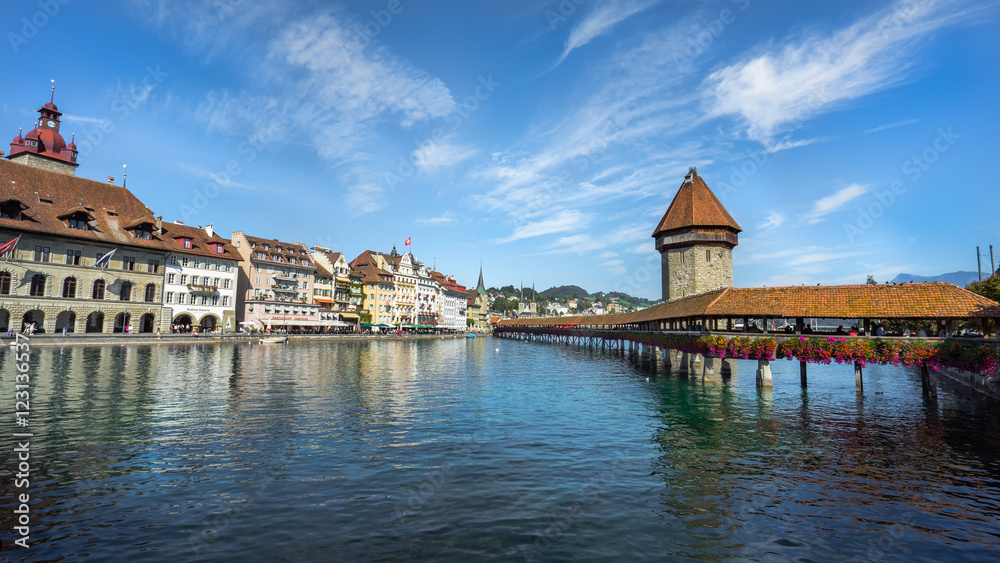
(494, 282, 1000, 392)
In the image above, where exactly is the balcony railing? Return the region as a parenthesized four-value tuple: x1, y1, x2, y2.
(187, 284, 219, 294)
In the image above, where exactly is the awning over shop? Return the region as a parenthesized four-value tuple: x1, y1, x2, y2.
(340, 313, 360, 320)
(314, 298, 335, 304)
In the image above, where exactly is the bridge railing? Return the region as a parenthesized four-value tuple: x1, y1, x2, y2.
(493, 326, 1000, 374)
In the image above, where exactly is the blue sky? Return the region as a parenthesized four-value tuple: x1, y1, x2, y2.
(2, 0, 998, 299)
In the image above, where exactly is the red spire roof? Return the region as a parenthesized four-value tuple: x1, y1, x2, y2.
(652, 168, 741, 237)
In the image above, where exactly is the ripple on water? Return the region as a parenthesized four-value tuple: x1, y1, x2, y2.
(1, 340, 999, 561)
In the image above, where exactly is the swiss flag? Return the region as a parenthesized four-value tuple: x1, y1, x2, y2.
(404, 237, 411, 246)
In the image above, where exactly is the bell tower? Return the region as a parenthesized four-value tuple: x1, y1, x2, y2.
(7, 86, 79, 176)
(652, 168, 741, 301)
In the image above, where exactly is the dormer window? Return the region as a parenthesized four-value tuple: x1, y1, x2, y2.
(0, 199, 26, 220)
(59, 207, 94, 231)
(135, 226, 152, 240)
(174, 237, 193, 249)
(208, 242, 225, 254)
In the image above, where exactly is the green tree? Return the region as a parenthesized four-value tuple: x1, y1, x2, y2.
(967, 274, 1000, 303)
(866, 275, 877, 285)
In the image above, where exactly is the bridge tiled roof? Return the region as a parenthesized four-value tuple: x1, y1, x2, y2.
(497, 283, 1000, 327)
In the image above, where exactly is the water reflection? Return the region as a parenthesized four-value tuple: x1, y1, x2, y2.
(0, 341, 999, 561)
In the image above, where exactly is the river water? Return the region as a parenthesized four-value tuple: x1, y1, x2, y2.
(1, 337, 999, 562)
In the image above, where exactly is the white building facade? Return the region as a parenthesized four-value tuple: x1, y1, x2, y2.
(161, 222, 240, 332)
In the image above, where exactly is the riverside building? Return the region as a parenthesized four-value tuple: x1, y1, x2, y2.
(0, 93, 170, 333)
(231, 232, 323, 332)
(429, 270, 468, 331)
(350, 250, 396, 327)
(161, 222, 240, 332)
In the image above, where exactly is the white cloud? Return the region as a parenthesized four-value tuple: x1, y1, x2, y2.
(704, 0, 978, 148)
(862, 117, 921, 135)
(809, 184, 868, 223)
(415, 213, 456, 226)
(477, 20, 711, 222)
(413, 139, 477, 172)
(494, 210, 587, 244)
(602, 259, 627, 275)
(345, 183, 386, 215)
(558, 0, 660, 63)
(787, 251, 867, 266)
(756, 212, 785, 230)
(62, 115, 113, 129)
(765, 137, 824, 153)
(170, 9, 456, 163)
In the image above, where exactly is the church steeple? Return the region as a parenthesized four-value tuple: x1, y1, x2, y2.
(476, 261, 486, 294)
(7, 86, 79, 175)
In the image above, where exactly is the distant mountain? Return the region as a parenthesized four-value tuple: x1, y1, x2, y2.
(889, 271, 980, 286)
(540, 286, 655, 305)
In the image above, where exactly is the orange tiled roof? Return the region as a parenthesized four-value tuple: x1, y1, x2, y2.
(497, 283, 1000, 326)
(243, 234, 315, 270)
(709, 283, 1000, 319)
(652, 168, 741, 237)
(0, 159, 172, 251)
(160, 221, 241, 262)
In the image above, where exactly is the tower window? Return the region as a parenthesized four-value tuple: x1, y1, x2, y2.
(706, 249, 711, 262)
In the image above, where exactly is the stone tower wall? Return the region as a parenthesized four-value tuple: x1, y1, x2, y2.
(8, 153, 77, 176)
(661, 246, 733, 301)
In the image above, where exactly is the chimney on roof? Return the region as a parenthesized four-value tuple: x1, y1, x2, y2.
(174, 220, 183, 225)
(205, 224, 214, 237)
(108, 176, 115, 185)
(155, 215, 163, 234)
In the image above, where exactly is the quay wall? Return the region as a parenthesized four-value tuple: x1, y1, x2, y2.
(934, 367, 1000, 401)
(4, 333, 477, 347)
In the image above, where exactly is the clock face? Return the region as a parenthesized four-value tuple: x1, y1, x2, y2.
(46, 120, 56, 128)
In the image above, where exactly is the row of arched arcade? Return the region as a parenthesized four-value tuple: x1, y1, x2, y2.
(1, 309, 156, 333)
(0, 308, 224, 334)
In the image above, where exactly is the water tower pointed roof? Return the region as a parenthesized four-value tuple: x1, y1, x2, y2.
(652, 168, 742, 237)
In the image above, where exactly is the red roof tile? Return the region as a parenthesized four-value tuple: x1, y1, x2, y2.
(498, 283, 1000, 326)
(0, 159, 171, 251)
(652, 168, 741, 237)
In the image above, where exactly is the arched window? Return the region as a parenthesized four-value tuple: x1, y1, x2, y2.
(62, 277, 77, 298)
(120, 281, 132, 301)
(92, 279, 105, 300)
(30, 274, 45, 297)
(144, 283, 156, 303)
(0, 272, 10, 295)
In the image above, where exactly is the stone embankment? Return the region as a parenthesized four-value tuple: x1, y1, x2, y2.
(7, 333, 479, 347)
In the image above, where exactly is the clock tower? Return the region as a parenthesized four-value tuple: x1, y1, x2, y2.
(7, 87, 80, 176)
